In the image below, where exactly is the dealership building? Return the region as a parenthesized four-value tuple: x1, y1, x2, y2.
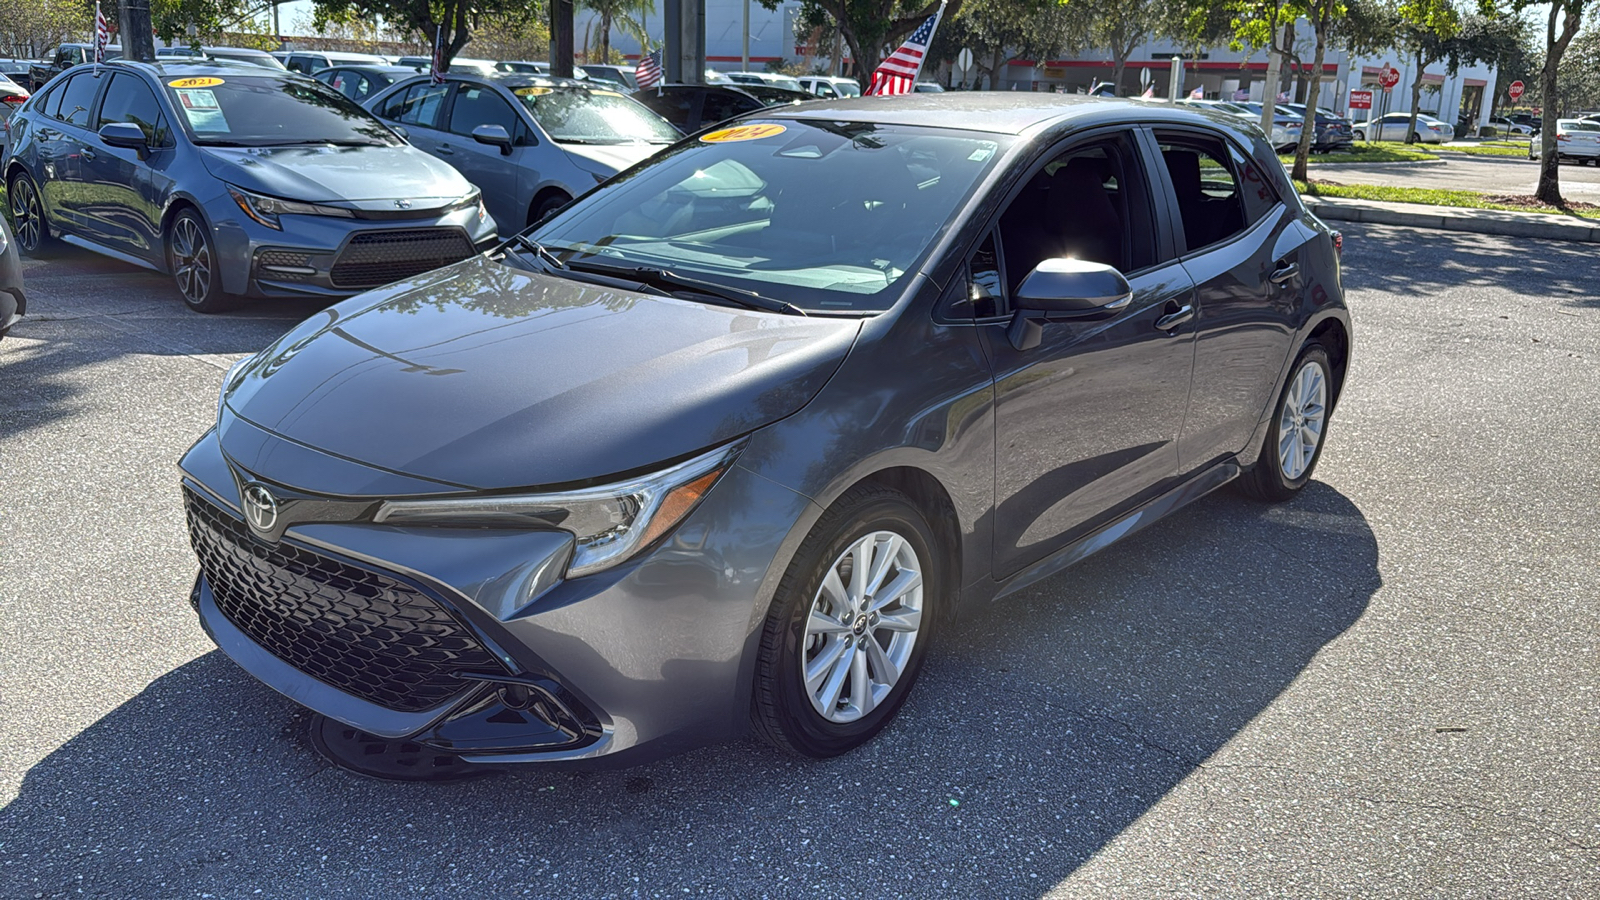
(605, 4, 1502, 128)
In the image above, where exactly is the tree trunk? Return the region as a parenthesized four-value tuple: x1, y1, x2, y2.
(1260, 23, 1285, 136)
(1290, 7, 1329, 183)
(1404, 49, 1427, 145)
(1112, 54, 1127, 95)
(1535, 1, 1582, 206)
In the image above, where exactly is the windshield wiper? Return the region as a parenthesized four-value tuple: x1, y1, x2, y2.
(502, 234, 568, 271)
(565, 259, 807, 316)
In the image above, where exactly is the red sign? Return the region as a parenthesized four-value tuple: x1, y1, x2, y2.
(1508, 80, 1525, 101)
(1378, 66, 1400, 90)
(1349, 90, 1373, 110)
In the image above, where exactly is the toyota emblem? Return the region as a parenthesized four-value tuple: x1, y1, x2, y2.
(394, 198, 412, 209)
(242, 482, 279, 533)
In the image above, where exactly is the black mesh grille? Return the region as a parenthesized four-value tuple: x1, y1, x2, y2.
(184, 487, 502, 712)
(256, 250, 314, 281)
(329, 228, 474, 289)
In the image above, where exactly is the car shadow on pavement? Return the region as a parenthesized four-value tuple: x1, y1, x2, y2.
(0, 483, 1378, 898)
(1339, 222, 1600, 304)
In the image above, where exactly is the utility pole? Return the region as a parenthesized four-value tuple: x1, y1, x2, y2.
(551, 0, 574, 77)
(119, 0, 156, 62)
(742, 0, 749, 71)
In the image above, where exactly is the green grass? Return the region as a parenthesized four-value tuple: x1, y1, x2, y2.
(1294, 179, 1600, 219)
(1280, 142, 1438, 165)
(1436, 143, 1534, 158)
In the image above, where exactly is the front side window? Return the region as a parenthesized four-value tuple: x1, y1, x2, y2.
(161, 76, 400, 147)
(700, 91, 759, 125)
(97, 73, 169, 146)
(530, 120, 1013, 312)
(513, 86, 678, 144)
(55, 71, 100, 127)
(1156, 134, 1249, 253)
(449, 84, 517, 138)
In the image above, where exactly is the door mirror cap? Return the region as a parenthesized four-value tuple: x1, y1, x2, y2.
(98, 122, 147, 152)
(1015, 258, 1133, 314)
(472, 123, 513, 155)
(389, 123, 410, 142)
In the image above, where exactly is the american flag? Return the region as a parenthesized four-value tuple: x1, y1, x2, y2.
(1188, 85, 1203, 100)
(430, 27, 445, 85)
(94, 2, 109, 64)
(636, 47, 663, 90)
(864, 3, 945, 97)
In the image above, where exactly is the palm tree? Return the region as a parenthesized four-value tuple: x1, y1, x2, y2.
(582, 0, 654, 64)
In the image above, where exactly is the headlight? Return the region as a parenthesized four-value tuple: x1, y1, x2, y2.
(227, 186, 356, 230)
(373, 442, 743, 577)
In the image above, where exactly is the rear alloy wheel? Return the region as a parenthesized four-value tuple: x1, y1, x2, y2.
(1353, 130, 1365, 141)
(1240, 344, 1333, 502)
(8, 173, 52, 256)
(167, 209, 234, 313)
(753, 485, 940, 757)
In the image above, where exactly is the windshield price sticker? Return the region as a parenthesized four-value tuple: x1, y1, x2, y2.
(701, 124, 787, 144)
(175, 88, 229, 131)
(168, 76, 224, 88)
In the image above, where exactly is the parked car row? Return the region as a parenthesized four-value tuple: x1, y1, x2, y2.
(1530, 119, 1600, 164)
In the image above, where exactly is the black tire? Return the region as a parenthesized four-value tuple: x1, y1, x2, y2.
(166, 208, 235, 313)
(1239, 344, 1334, 502)
(752, 485, 943, 758)
(7, 172, 55, 257)
(528, 192, 571, 228)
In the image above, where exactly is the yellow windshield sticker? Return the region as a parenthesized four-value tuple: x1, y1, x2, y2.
(168, 76, 224, 88)
(700, 123, 787, 144)
(591, 89, 623, 97)
(514, 87, 553, 97)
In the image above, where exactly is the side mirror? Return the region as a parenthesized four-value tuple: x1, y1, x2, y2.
(388, 123, 410, 142)
(472, 123, 513, 155)
(1008, 258, 1133, 350)
(98, 122, 148, 156)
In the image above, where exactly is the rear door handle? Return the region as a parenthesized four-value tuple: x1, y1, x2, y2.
(1155, 304, 1194, 332)
(1269, 261, 1300, 285)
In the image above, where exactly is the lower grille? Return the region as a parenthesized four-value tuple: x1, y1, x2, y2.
(256, 249, 314, 281)
(184, 487, 502, 712)
(329, 228, 474, 289)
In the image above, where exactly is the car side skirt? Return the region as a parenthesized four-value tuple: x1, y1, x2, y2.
(968, 460, 1242, 608)
(58, 233, 162, 272)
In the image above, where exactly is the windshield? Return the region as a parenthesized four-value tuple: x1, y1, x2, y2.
(835, 81, 861, 97)
(162, 75, 400, 146)
(513, 86, 678, 144)
(526, 119, 1013, 313)
(741, 85, 809, 106)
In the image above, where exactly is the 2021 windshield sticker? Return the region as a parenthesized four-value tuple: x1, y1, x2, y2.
(168, 76, 224, 88)
(701, 124, 787, 144)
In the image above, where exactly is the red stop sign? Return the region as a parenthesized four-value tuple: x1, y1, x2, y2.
(1378, 67, 1400, 89)
(1508, 80, 1525, 101)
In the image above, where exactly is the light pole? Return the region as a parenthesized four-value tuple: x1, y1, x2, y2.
(742, 0, 749, 71)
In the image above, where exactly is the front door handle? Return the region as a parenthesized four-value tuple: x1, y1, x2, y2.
(1269, 261, 1300, 285)
(80, 147, 95, 161)
(436, 144, 454, 155)
(1155, 304, 1194, 332)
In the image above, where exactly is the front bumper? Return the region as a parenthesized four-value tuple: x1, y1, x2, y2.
(206, 196, 499, 299)
(178, 426, 815, 766)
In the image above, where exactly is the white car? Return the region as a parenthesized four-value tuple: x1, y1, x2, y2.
(1352, 112, 1456, 143)
(796, 75, 861, 99)
(1489, 115, 1533, 135)
(724, 71, 805, 92)
(1181, 99, 1303, 152)
(1530, 119, 1600, 164)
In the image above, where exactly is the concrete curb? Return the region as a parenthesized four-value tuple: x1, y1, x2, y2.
(1303, 196, 1600, 243)
(1308, 158, 1449, 168)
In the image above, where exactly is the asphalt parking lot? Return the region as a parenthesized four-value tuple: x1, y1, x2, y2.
(1314, 151, 1600, 200)
(2, 224, 1597, 898)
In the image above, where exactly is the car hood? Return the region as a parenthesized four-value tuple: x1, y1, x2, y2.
(558, 141, 663, 177)
(199, 144, 470, 204)
(222, 256, 862, 491)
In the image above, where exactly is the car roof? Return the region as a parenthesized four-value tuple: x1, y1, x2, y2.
(324, 64, 420, 74)
(106, 58, 300, 79)
(759, 92, 1259, 137)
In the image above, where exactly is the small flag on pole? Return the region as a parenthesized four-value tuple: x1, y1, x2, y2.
(1140, 84, 1155, 99)
(864, 2, 946, 96)
(94, 2, 109, 64)
(636, 47, 664, 90)
(1188, 85, 1203, 100)
(430, 27, 445, 84)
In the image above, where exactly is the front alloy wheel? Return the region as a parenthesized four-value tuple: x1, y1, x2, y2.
(1240, 343, 1333, 501)
(753, 485, 940, 757)
(167, 210, 233, 312)
(8, 174, 50, 256)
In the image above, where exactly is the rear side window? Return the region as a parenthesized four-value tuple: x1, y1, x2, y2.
(97, 73, 170, 146)
(389, 82, 448, 130)
(55, 71, 101, 127)
(701, 91, 759, 125)
(1155, 134, 1250, 254)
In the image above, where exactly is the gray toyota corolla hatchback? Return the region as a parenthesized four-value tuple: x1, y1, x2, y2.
(180, 94, 1350, 770)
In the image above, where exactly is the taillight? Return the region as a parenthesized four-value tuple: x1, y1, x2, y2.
(1, 95, 25, 106)
(1557, 133, 1571, 142)
(1332, 231, 1343, 257)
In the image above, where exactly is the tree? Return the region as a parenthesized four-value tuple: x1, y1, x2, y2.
(1060, 0, 1186, 96)
(313, 0, 532, 68)
(1288, 0, 1338, 181)
(1501, 0, 1596, 203)
(580, 0, 650, 64)
(1393, 0, 1462, 143)
(758, 0, 965, 82)
(929, 0, 1071, 89)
